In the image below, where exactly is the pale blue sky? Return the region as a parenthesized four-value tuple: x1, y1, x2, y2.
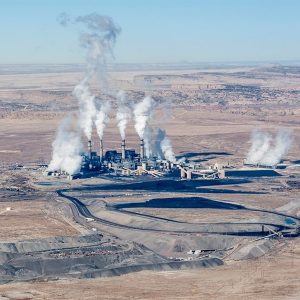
(1, 0, 300, 64)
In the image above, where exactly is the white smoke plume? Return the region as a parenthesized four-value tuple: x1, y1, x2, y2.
(76, 13, 121, 81)
(48, 117, 83, 175)
(73, 79, 96, 140)
(154, 129, 165, 159)
(57, 13, 120, 140)
(95, 101, 111, 140)
(57, 12, 121, 61)
(133, 96, 156, 138)
(155, 129, 176, 162)
(116, 91, 132, 140)
(133, 96, 156, 157)
(157, 98, 172, 128)
(245, 130, 272, 165)
(161, 136, 176, 163)
(49, 13, 120, 174)
(245, 129, 292, 166)
(144, 126, 154, 158)
(56, 12, 70, 27)
(75, 13, 120, 142)
(260, 129, 292, 166)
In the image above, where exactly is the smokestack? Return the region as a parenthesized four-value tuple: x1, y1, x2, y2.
(121, 139, 126, 161)
(88, 140, 92, 160)
(140, 139, 145, 160)
(100, 139, 104, 162)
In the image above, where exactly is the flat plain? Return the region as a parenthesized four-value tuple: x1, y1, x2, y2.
(0, 64, 299, 299)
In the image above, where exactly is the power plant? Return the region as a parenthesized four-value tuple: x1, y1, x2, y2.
(46, 135, 225, 180)
(45, 11, 292, 184)
(47, 125, 292, 181)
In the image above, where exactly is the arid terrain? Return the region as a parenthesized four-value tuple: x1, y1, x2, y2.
(0, 64, 299, 299)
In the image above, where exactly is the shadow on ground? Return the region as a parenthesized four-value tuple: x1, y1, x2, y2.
(112, 197, 245, 210)
(76, 178, 264, 195)
(177, 151, 232, 159)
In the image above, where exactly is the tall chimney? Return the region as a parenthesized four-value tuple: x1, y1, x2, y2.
(140, 139, 145, 160)
(121, 139, 126, 161)
(88, 140, 92, 160)
(99, 139, 104, 162)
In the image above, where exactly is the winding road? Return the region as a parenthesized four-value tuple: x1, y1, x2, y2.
(57, 188, 299, 236)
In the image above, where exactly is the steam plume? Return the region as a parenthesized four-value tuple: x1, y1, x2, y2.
(49, 13, 120, 174)
(245, 129, 292, 166)
(95, 101, 111, 140)
(133, 96, 156, 157)
(116, 91, 132, 140)
(155, 129, 165, 159)
(73, 80, 96, 140)
(260, 129, 292, 166)
(76, 13, 120, 142)
(76, 13, 121, 79)
(72, 13, 120, 139)
(48, 117, 83, 175)
(133, 96, 155, 138)
(155, 129, 176, 162)
(144, 126, 154, 158)
(245, 130, 272, 165)
(57, 12, 70, 27)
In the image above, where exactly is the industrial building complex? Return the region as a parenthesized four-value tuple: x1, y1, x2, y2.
(46, 137, 225, 180)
